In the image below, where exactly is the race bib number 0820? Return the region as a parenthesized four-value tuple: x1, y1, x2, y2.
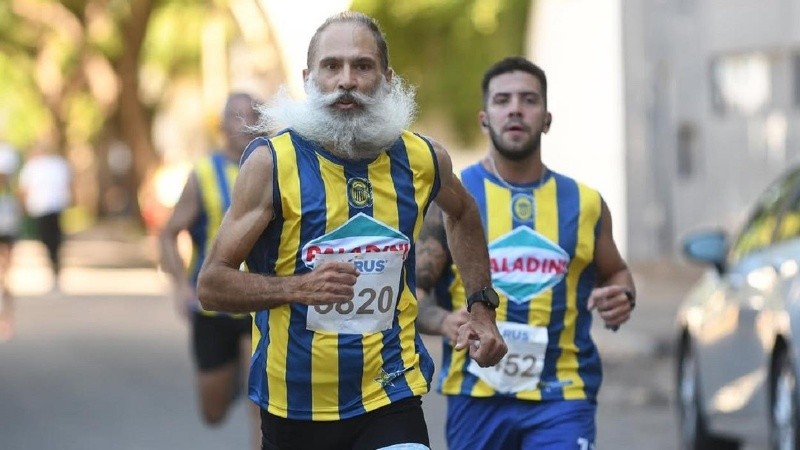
(306, 251, 404, 334)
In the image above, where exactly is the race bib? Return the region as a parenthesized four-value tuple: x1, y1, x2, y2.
(306, 251, 404, 334)
(467, 322, 548, 393)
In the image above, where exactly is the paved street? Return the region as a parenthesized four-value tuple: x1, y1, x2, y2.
(0, 227, 706, 450)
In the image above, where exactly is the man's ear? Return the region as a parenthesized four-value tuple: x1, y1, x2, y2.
(385, 67, 394, 83)
(543, 112, 552, 132)
(302, 69, 310, 90)
(478, 112, 488, 130)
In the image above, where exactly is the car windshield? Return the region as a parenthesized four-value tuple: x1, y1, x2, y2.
(728, 167, 800, 262)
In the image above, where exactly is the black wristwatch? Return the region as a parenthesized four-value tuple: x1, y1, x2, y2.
(466, 287, 500, 312)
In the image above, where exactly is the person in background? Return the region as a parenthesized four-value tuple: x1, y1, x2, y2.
(196, 12, 506, 450)
(0, 142, 21, 341)
(18, 141, 72, 295)
(415, 56, 637, 450)
(158, 92, 263, 450)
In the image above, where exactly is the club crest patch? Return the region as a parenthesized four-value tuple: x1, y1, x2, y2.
(512, 194, 534, 222)
(347, 177, 373, 208)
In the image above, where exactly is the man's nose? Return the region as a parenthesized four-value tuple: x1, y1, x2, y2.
(508, 97, 524, 116)
(337, 65, 357, 90)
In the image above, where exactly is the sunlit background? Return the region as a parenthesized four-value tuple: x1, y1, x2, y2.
(4, 2, 800, 449)
(3, 0, 796, 263)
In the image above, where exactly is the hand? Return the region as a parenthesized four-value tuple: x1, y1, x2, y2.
(454, 304, 507, 367)
(298, 261, 359, 306)
(441, 307, 470, 343)
(171, 282, 196, 320)
(588, 285, 635, 330)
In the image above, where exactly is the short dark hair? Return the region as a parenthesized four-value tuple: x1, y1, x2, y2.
(307, 11, 389, 71)
(481, 57, 547, 107)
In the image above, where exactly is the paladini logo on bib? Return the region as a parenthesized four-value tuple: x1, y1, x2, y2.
(302, 213, 410, 268)
(489, 227, 570, 304)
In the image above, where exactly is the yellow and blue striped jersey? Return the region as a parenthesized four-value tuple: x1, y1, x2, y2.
(188, 152, 242, 317)
(436, 162, 603, 401)
(243, 130, 439, 420)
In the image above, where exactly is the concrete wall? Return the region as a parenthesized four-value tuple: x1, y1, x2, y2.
(533, 0, 800, 261)
(527, 0, 629, 257)
(628, 0, 800, 261)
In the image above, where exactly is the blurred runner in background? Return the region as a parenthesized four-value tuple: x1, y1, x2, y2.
(0, 142, 21, 341)
(19, 141, 71, 295)
(159, 92, 262, 450)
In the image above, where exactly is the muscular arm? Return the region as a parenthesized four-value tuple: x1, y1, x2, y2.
(159, 175, 200, 285)
(430, 142, 491, 297)
(158, 175, 201, 316)
(415, 204, 463, 337)
(197, 146, 358, 313)
(416, 204, 450, 293)
(587, 200, 637, 327)
(429, 139, 505, 366)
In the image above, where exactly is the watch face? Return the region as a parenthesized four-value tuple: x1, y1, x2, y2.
(467, 287, 500, 312)
(483, 288, 500, 307)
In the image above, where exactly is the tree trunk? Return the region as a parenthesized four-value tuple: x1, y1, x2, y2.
(113, 0, 158, 223)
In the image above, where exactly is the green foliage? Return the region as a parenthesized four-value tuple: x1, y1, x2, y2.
(65, 92, 104, 144)
(142, 2, 208, 78)
(352, 0, 531, 146)
(0, 53, 50, 149)
(0, 0, 209, 149)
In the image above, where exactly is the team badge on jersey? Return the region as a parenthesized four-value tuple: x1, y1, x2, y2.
(512, 193, 534, 222)
(347, 177, 373, 208)
(488, 226, 570, 303)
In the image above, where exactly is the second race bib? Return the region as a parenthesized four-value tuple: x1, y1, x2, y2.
(467, 321, 548, 393)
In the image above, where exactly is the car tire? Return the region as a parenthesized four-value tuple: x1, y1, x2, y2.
(770, 349, 799, 450)
(677, 338, 710, 450)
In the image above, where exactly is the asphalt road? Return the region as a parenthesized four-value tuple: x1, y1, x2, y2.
(0, 237, 705, 450)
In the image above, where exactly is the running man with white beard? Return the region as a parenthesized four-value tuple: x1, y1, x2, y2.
(197, 11, 507, 450)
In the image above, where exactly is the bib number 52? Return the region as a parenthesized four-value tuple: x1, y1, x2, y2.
(495, 352, 538, 377)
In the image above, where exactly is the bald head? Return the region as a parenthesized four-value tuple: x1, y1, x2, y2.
(221, 92, 260, 158)
(307, 11, 389, 72)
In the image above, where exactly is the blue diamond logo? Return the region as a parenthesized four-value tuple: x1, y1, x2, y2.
(488, 227, 570, 303)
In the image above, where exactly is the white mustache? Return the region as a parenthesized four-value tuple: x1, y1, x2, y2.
(319, 89, 377, 108)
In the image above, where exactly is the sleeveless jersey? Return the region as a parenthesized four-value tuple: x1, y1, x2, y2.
(436, 162, 604, 401)
(243, 130, 439, 421)
(188, 152, 243, 317)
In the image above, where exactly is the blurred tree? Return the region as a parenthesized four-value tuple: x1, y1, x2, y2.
(0, 0, 218, 224)
(352, 0, 532, 147)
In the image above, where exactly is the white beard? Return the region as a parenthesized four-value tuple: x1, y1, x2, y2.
(254, 76, 416, 161)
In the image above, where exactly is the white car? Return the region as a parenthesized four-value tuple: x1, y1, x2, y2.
(677, 167, 800, 450)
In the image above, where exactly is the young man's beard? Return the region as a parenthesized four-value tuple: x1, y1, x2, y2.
(488, 125, 541, 162)
(254, 76, 417, 161)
